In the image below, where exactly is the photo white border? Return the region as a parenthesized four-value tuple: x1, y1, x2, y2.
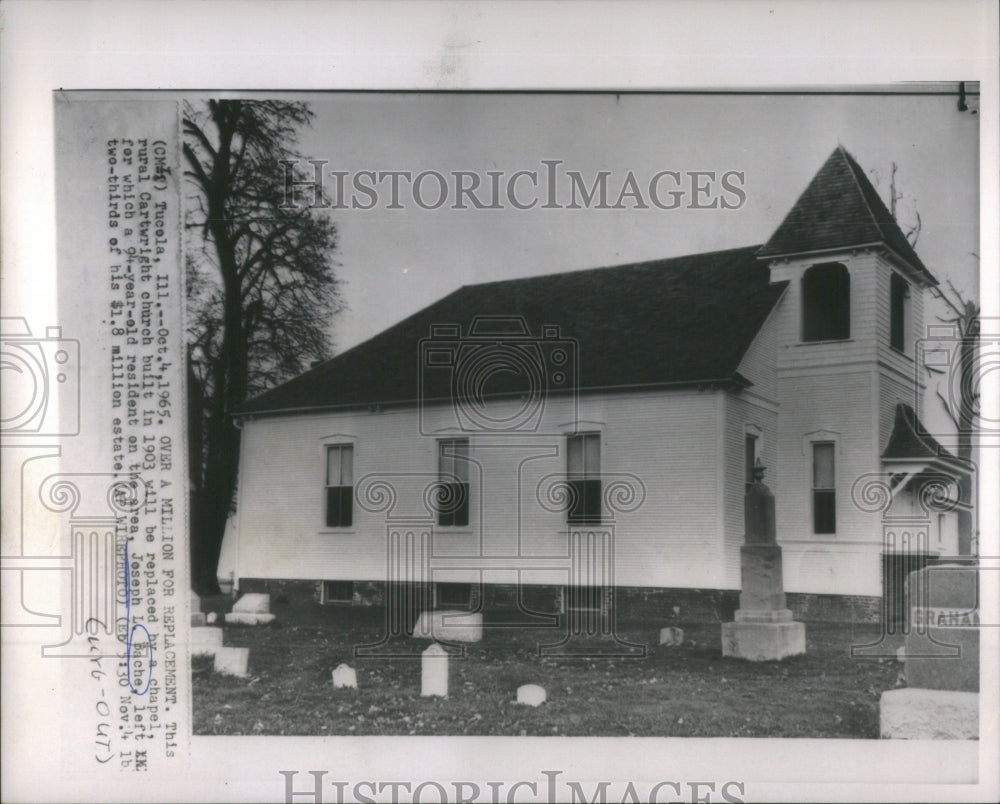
(2, 2, 998, 802)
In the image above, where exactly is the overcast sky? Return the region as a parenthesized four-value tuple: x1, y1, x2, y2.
(290, 90, 980, 354)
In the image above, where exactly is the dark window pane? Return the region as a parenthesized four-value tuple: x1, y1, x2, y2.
(323, 580, 353, 603)
(326, 485, 353, 528)
(891, 273, 908, 351)
(437, 583, 472, 607)
(437, 481, 469, 527)
(814, 489, 836, 534)
(568, 478, 602, 525)
(802, 263, 850, 341)
(438, 439, 470, 526)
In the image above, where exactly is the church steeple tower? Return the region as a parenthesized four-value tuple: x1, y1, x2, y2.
(758, 145, 937, 287)
(757, 146, 939, 548)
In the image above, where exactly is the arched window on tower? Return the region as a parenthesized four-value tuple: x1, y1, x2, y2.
(801, 262, 850, 342)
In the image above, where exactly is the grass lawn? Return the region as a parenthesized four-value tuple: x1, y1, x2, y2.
(193, 599, 902, 738)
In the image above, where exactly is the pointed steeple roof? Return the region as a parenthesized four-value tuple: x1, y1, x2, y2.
(758, 146, 937, 285)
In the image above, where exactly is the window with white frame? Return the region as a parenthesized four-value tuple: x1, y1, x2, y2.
(812, 441, 836, 534)
(567, 432, 601, 525)
(437, 438, 470, 527)
(325, 444, 354, 528)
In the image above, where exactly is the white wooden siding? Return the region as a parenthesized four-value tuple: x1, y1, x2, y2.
(771, 368, 884, 596)
(768, 250, 882, 371)
(235, 388, 728, 591)
(735, 288, 781, 402)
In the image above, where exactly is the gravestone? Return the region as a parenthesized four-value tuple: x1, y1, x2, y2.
(232, 593, 271, 614)
(421, 642, 449, 697)
(214, 646, 250, 678)
(721, 462, 805, 661)
(226, 593, 275, 625)
(190, 626, 223, 657)
(659, 626, 684, 646)
(413, 610, 483, 643)
(901, 563, 979, 692)
(332, 663, 358, 689)
(516, 684, 546, 707)
(880, 563, 979, 739)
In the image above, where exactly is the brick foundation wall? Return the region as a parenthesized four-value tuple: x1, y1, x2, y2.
(236, 578, 881, 624)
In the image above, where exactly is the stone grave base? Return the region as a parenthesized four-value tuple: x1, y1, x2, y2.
(224, 612, 276, 626)
(721, 614, 805, 661)
(413, 610, 483, 643)
(880, 688, 979, 739)
(232, 593, 271, 614)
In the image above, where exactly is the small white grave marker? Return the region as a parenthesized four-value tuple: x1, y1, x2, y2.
(332, 663, 358, 689)
(421, 643, 449, 698)
(516, 684, 546, 707)
(190, 626, 223, 657)
(214, 646, 250, 678)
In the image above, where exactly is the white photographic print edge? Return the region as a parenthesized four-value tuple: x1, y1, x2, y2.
(1, 2, 998, 803)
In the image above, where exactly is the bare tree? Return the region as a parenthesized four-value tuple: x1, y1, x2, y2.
(184, 100, 342, 594)
(926, 274, 980, 555)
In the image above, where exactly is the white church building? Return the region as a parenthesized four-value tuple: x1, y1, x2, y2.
(229, 146, 970, 622)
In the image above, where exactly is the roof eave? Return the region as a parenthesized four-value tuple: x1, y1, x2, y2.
(881, 455, 972, 476)
(233, 374, 751, 420)
(758, 242, 937, 286)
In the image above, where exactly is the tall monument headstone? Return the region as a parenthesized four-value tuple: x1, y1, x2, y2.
(721, 461, 806, 661)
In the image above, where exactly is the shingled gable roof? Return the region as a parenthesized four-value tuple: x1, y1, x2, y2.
(882, 403, 966, 470)
(237, 245, 788, 416)
(757, 146, 937, 286)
